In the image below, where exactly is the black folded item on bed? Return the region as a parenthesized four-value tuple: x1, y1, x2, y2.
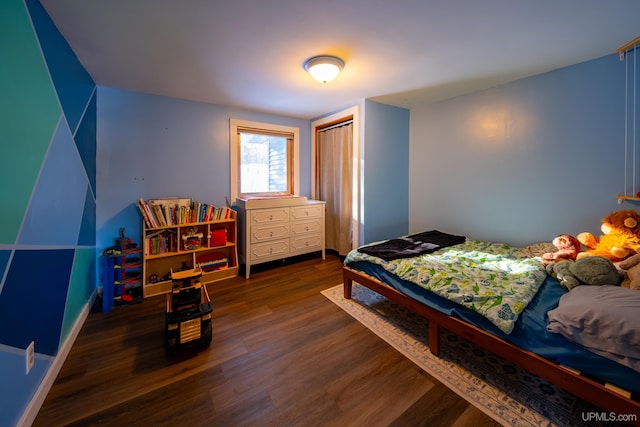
(357, 230, 466, 261)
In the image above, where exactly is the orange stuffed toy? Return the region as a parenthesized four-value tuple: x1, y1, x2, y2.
(577, 210, 640, 261)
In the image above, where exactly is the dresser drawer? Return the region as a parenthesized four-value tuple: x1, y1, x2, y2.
(251, 223, 289, 243)
(290, 234, 323, 254)
(251, 207, 289, 225)
(250, 239, 289, 261)
(290, 204, 323, 221)
(290, 219, 322, 237)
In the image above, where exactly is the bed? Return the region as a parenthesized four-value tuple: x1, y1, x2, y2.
(342, 231, 640, 424)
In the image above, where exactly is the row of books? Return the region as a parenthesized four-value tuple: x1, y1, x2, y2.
(144, 230, 178, 256)
(136, 198, 233, 229)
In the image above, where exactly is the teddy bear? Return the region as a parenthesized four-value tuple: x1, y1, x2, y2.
(576, 209, 640, 262)
(545, 256, 621, 291)
(618, 252, 640, 290)
(541, 234, 581, 263)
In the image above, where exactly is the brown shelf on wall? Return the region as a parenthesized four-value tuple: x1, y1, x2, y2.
(616, 195, 640, 204)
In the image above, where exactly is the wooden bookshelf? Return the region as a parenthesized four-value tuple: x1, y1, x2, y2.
(138, 199, 238, 298)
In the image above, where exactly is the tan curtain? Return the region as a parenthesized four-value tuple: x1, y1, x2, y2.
(316, 122, 353, 255)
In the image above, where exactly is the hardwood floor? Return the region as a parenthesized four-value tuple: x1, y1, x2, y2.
(34, 254, 501, 427)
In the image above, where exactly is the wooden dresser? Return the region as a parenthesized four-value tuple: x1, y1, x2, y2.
(236, 197, 325, 278)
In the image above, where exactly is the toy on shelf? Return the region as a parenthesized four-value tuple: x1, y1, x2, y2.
(182, 228, 203, 250)
(101, 228, 142, 312)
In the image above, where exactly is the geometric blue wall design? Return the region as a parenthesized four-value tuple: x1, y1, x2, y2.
(75, 91, 98, 197)
(0, 350, 51, 427)
(18, 118, 87, 246)
(0, 249, 75, 356)
(26, 0, 96, 135)
(0, 1, 97, 425)
(0, 0, 60, 246)
(0, 251, 11, 291)
(61, 248, 96, 346)
(79, 185, 97, 246)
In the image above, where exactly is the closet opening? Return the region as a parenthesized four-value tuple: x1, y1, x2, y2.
(312, 106, 361, 256)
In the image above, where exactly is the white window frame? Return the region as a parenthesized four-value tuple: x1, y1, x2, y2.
(229, 118, 300, 202)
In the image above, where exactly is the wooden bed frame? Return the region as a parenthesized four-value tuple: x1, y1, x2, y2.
(343, 265, 640, 425)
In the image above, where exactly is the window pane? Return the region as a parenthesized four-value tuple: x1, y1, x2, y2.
(239, 132, 289, 194)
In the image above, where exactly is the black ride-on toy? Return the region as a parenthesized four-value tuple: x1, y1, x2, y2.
(165, 267, 212, 356)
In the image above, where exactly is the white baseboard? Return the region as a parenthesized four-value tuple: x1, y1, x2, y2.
(17, 289, 97, 427)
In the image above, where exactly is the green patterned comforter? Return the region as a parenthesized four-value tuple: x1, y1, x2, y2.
(345, 239, 547, 334)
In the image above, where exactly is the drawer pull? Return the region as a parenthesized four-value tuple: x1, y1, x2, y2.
(269, 215, 273, 220)
(270, 231, 273, 237)
(269, 248, 273, 254)
(305, 226, 309, 231)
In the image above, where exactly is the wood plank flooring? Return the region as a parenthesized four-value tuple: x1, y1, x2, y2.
(33, 254, 501, 427)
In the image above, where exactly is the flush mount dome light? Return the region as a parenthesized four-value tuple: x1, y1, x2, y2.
(304, 55, 344, 83)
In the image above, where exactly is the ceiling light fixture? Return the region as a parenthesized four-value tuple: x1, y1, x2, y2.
(304, 55, 344, 83)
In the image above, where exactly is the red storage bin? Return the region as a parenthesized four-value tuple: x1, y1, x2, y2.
(210, 229, 227, 246)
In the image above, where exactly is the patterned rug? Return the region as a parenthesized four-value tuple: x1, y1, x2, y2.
(322, 283, 606, 427)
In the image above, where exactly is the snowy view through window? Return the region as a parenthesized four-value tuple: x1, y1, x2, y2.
(239, 132, 288, 194)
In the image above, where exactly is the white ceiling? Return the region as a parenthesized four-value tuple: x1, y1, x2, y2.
(41, 0, 640, 119)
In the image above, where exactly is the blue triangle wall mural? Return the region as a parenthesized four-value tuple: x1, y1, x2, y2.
(0, 1, 97, 425)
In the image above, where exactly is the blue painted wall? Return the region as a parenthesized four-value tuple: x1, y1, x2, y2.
(97, 88, 313, 251)
(362, 100, 410, 243)
(0, 1, 96, 426)
(409, 54, 636, 247)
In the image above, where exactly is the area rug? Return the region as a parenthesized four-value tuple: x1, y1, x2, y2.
(322, 283, 603, 427)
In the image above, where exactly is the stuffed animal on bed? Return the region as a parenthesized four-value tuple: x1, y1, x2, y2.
(619, 253, 640, 290)
(576, 210, 640, 262)
(545, 256, 621, 291)
(541, 234, 581, 263)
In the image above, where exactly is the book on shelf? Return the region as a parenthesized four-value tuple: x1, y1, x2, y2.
(136, 198, 233, 229)
(137, 198, 158, 228)
(153, 205, 166, 227)
(214, 206, 232, 220)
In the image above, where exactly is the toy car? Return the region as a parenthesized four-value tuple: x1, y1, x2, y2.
(165, 267, 212, 356)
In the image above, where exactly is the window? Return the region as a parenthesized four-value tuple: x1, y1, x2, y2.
(230, 119, 299, 201)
